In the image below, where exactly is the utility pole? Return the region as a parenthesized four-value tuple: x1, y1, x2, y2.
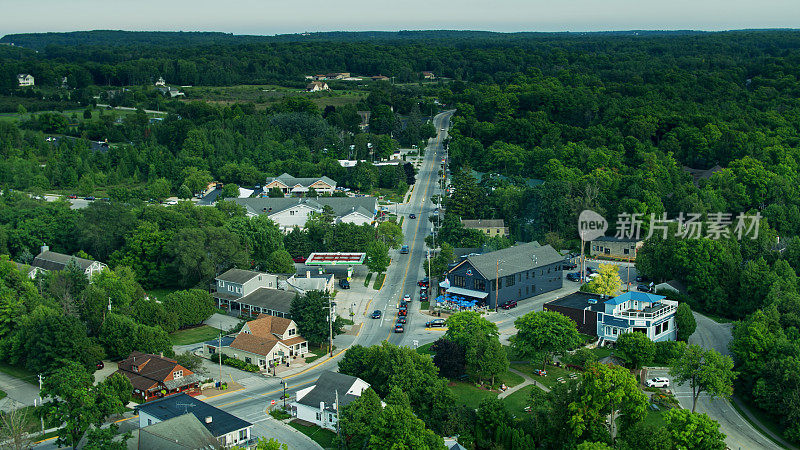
(580, 237, 585, 283)
(327, 293, 334, 357)
(335, 389, 341, 438)
(281, 378, 287, 409)
(495, 259, 501, 312)
(218, 332, 223, 384)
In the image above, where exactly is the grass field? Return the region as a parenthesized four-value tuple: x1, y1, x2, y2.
(373, 273, 386, 290)
(643, 408, 668, 428)
(416, 342, 435, 355)
(304, 346, 334, 364)
(289, 421, 337, 448)
(145, 287, 180, 301)
(364, 273, 372, 287)
(502, 385, 543, 414)
(0, 362, 38, 385)
(169, 325, 221, 345)
(183, 84, 365, 110)
(511, 363, 580, 390)
(420, 300, 430, 310)
(448, 381, 500, 409)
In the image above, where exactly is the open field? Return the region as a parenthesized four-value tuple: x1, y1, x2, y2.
(169, 325, 221, 345)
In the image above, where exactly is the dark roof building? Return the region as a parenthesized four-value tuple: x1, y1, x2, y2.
(443, 242, 564, 308)
(115, 352, 202, 401)
(30, 245, 107, 280)
(291, 371, 372, 430)
(136, 393, 252, 447)
(135, 413, 221, 449)
(216, 268, 262, 285)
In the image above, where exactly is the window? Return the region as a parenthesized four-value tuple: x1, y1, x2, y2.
(517, 273, 521, 282)
(604, 248, 610, 254)
(218, 280, 223, 287)
(547, 268, 551, 274)
(173, 370, 183, 379)
(453, 275, 466, 288)
(526, 271, 529, 279)
(623, 248, 629, 255)
(288, 328, 296, 336)
(245, 357, 252, 364)
(498, 278, 503, 289)
(662, 321, 669, 331)
(329, 414, 333, 421)
(526, 286, 529, 295)
(239, 429, 248, 441)
(490, 279, 496, 291)
(209, 347, 216, 354)
(474, 279, 486, 291)
(148, 419, 152, 425)
(290, 210, 296, 216)
(316, 412, 322, 420)
(612, 327, 618, 336)
(505, 275, 515, 287)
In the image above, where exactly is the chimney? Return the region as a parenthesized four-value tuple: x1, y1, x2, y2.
(40, 244, 49, 254)
(205, 416, 213, 424)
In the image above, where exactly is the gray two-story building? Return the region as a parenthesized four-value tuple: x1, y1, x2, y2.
(443, 242, 564, 308)
(212, 269, 295, 318)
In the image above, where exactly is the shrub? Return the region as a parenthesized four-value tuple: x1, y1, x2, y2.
(654, 340, 687, 365)
(211, 354, 260, 372)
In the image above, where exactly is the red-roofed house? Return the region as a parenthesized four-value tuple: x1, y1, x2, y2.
(115, 352, 202, 401)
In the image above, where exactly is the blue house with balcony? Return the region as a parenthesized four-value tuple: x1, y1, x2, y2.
(544, 291, 678, 344)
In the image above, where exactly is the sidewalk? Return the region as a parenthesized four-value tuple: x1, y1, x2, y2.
(498, 367, 550, 399)
(732, 396, 799, 450)
(0, 371, 41, 412)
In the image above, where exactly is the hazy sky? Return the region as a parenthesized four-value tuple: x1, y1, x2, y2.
(2, 0, 799, 36)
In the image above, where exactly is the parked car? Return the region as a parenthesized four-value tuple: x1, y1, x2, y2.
(371, 310, 382, 319)
(566, 272, 581, 282)
(399, 300, 408, 308)
(409, 214, 416, 219)
(403, 294, 411, 302)
(400, 245, 409, 254)
(96, 361, 105, 370)
(645, 377, 670, 388)
(292, 256, 307, 263)
(500, 300, 518, 309)
(418, 278, 429, 287)
(396, 316, 406, 324)
(637, 284, 653, 293)
(339, 279, 350, 289)
(419, 292, 428, 301)
(398, 308, 407, 316)
(426, 319, 446, 328)
(68, 194, 77, 199)
(419, 285, 428, 292)
(563, 262, 577, 270)
(394, 324, 405, 333)
(533, 369, 547, 376)
(85, 196, 95, 200)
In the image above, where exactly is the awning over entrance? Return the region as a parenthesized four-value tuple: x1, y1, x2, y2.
(446, 286, 489, 299)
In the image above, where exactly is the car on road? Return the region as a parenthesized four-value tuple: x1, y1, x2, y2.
(371, 310, 382, 319)
(85, 196, 95, 200)
(566, 272, 581, 282)
(637, 284, 653, 293)
(400, 300, 408, 308)
(400, 245, 409, 254)
(563, 262, 577, 270)
(394, 324, 405, 333)
(403, 294, 411, 302)
(500, 300, 518, 309)
(398, 307, 407, 316)
(418, 278, 429, 287)
(409, 214, 416, 219)
(426, 318, 446, 328)
(396, 316, 406, 324)
(636, 275, 650, 282)
(68, 194, 78, 199)
(419, 292, 428, 301)
(645, 377, 670, 388)
(164, 199, 178, 205)
(441, 128, 445, 131)
(338, 279, 350, 289)
(533, 369, 547, 376)
(292, 256, 307, 263)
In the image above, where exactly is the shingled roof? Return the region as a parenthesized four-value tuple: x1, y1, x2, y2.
(296, 371, 366, 412)
(32, 250, 96, 272)
(229, 333, 283, 356)
(115, 351, 200, 394)
(246, 314, 293, 338)
(463, 242, 563, 279)
(137, 393, 251, 439)
(216, 268, 261, 284)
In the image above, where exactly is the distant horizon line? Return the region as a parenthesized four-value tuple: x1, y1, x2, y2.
(3, 27, 800, 38)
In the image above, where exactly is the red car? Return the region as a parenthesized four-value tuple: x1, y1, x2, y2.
(398, 308, 407, 316)
(533, 369, 547, 376)
(292, 256, 307, 263)
(418, 278, 429, 287)
(68, 194, 78, 199)
(500, 300, 517, 309)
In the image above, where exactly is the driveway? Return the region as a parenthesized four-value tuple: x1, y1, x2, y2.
(0, 372, 41, 411)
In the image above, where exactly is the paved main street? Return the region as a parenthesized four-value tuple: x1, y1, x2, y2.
(32, 110, 779, 448)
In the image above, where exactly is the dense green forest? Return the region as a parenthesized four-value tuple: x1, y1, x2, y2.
(2, 28, 800, 445)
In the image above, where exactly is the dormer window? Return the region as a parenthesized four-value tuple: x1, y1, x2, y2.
(173, 370, 183, 379)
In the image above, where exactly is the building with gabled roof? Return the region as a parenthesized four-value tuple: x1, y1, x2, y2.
(460, 219, 509, 237)
(443, 242, 564, 308)
(30, 245, 107, 280)
(136, 393, 252, 448)
(230, 197, 377, 231)
(134, 412, 222, 449)
(115, 351, 202, 401)
(290, 371, 371, 431)
(263, 173, 337, 195)
(306, 81, 330, 92)
(17, 74, 34, 86)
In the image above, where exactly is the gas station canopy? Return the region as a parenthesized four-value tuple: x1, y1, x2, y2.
(305, 252, 366, 266)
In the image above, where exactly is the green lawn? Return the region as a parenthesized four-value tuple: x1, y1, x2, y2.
(588, 346, 615, 360)
(448, 381, 500, 409)
(416, 342, 435, 355)
(511, 363, 580, 390)
(643, 408, 668, 428)
(146, 287, 180, 301)
(496, 370, 525, 388)
(502, 385, 543, 414)
(373, 273, 386, 290)
(289, 421, 337, 449)
(304, 346, 334, 364)
(169, 325, 221, 345)
(420, 301, 430, 310)
(0, 362, 38, 385)
(364, 273, 373, 287)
